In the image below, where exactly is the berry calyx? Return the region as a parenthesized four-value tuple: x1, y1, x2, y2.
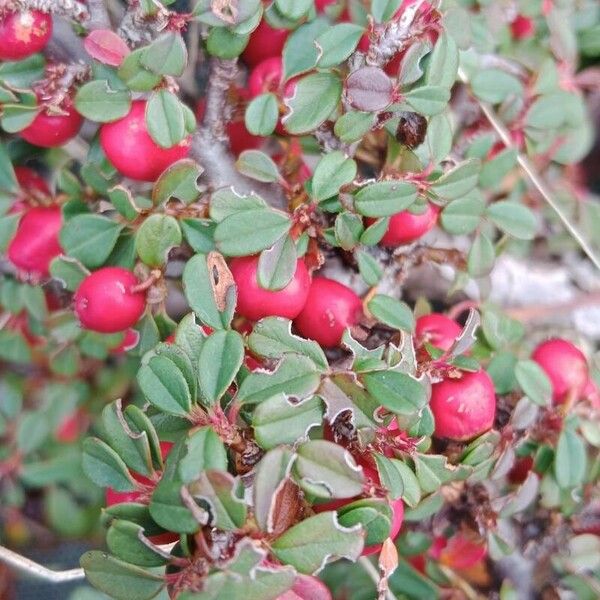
(415, 313, 462, 352)
(0, 10, 52, 61)
(74, 267, 147, 333)
(242, 17, 289, 68)
(100, 100, 190, 182)
(7, 206, 63, 279)
(20, 94, 83, 148)
(230, 255, 311, 321)
(531, 338, 589, 404)
(429, 369, 496, 441)
(293, 277, 363, 348)
(369, 203, 439, 246)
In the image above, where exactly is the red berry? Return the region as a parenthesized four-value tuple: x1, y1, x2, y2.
(369, 203, 439, 246)
(294, 277, 363, 348)
(531, 338, 589, 404)
(436, 533, 487, 570)
(429, 369, 496, 441)
(14, 166, 50, 197)
(20, 94, 83, 148)
(100, 100, 190, 182)
(276, 575, 332, 600)
(248, 56, 284, 98)
(55, 410, 88, 443)
(230, 255, 311, 321)
(7, 206, 62, 279)
(74, 267, 147, 333)
(507, 455, 534, 485)
(510, 14, 535, 40)
(415, 313, 462, 352)
(363, 497, 404, 556)
(242, 18, 289, 68)
(0, 10, 52, 61)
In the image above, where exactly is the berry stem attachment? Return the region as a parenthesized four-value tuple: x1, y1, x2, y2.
(130, 269, 162, 294)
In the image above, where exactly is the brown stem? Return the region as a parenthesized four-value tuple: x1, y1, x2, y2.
(130, 270, 162, 294)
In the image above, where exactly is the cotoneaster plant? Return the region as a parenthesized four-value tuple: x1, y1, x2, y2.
(0, 1, 598, 600)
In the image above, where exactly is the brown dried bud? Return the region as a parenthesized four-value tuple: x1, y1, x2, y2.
(395, 111, 427, 149)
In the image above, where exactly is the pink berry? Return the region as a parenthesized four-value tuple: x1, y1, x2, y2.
(100, 100, 190, 182)
(0, 10, 52, 61)
(415, 313, 462, 352)
(242, 17, 289, 68)
(20, 94, 83, 148)
(294, 277, 363, 348)
(510, 15, 535, 40)
(7, 206, 62, 278)
(369, 203, 439, 246)
(230, 255, 311, 321)
(74, 267, 147, 333)
(531, 338, 589, 404)
(430, 369, 496, 441)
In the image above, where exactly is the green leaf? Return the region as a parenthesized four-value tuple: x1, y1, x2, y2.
(282, 72, 342, 135)
(316, 23, 365, 68)
(367, 295, 414, 331)
(486, 201, 537, 240)
(425, 32, 458, 88)
(413, 453, 470, 494)
(181, 219, 215, 253)
(174, 313, 208, 364)
(334, 212, 363, 250)
(253, 394, 323, 450)
(118, 48, 162, 92)
(430, 159, 481, 201)
(440, 193, 485, 235)
(337, 498, 392, 546)
(363, 371, 427, 416)
(371, 0, 403, 22)
(554, 425, 587, 489)
(152, 159, 203, 206)
(137, 355, 192, 417)
(0, 142, 17, 193)
(1, 102, 38, 133)
(214, 208, 291, 256)
(238, 354, 321, 405)
(206, 27, 249, 58)
(294, 439, 365, 499)
(479, 148, 517, 189)
(80, 551, 164, 600)
(471, 69, 523, 104)
(404, 85, 450, 116)
(182, 253, 233, 330)
(210, 188, 267, 222)
(135, 214, 182, 267)
(106, 520, 167, 567)
(108, 186, 142, 220)
(198, 329, 244, 405)
(75, 80, 131, 122)
(236, 150, 281, 183)
(0, 54, 45, 88)
(514, 360, 552, 407)
(60, 214, 123, 268)
(356, 249, 383, 286)
(189, 470, 247, 530)
(467, 231, 495, 278)
(146, 90, 187, 148)
(179, 426, 227, 483)
(481, 306, 524, 349)
(271, 511, 364, 574)
(334, 111, 376, 144)
(16, 411, 50, 453)
(249, 317, 328, 370)
(275, 0, 312, 20)
(373, 454, 421, 507)
(312, 151, 357, 201)
(82, 437, 136, 492)
(257, 234, 297, 291)
(245, 93, 278, 136)
(140, 32, 187, 77)
(354, 180, 417, 217)
(283, 18, 329, 80)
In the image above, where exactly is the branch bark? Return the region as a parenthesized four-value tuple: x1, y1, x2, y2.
(86, 0, 111, 29)
(190, 58, 288, 210)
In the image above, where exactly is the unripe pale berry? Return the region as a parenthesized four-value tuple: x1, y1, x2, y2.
(293, 277, 363, 348)
(415, 313, 462, 352)
(531, 338, 589, 404)
(7, 206, 62, 278)
(0, 10, 52, 61)
(74, 267, 147, 333)
(242, 17, 289, 68)
(20, 94, 83, 148)
(230, 255, 311, 321)
(100, 100, 190, 182)
(369, 203, 439, 246)
(429, 369, 496, 441)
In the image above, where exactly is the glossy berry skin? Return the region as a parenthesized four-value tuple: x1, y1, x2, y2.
(430, 369, 496, 441)
(20, 96, 83, 148)
(415, 313, 462, 352)
(230, 255, 311, 322)
(510, 15, 535, 40)
(248, 56, 284, 98)
(100, 100, 190, 181)
(74, 267, 146, 333)
(294, 277, 363, 348)
(531, 338, 589, 404)
(242, 17, 289, 68)
(370, 203, 439, 246)
(7, 206, 62, 279)
(0, 10, 52, 61)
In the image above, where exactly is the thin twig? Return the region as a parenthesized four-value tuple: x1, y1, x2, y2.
(359, 557, 399, 600)
(458, 67, 600, 272)
(0, 545, 85, 582)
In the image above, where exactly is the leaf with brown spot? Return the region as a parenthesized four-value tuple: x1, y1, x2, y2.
(207, 251, 235, 311)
